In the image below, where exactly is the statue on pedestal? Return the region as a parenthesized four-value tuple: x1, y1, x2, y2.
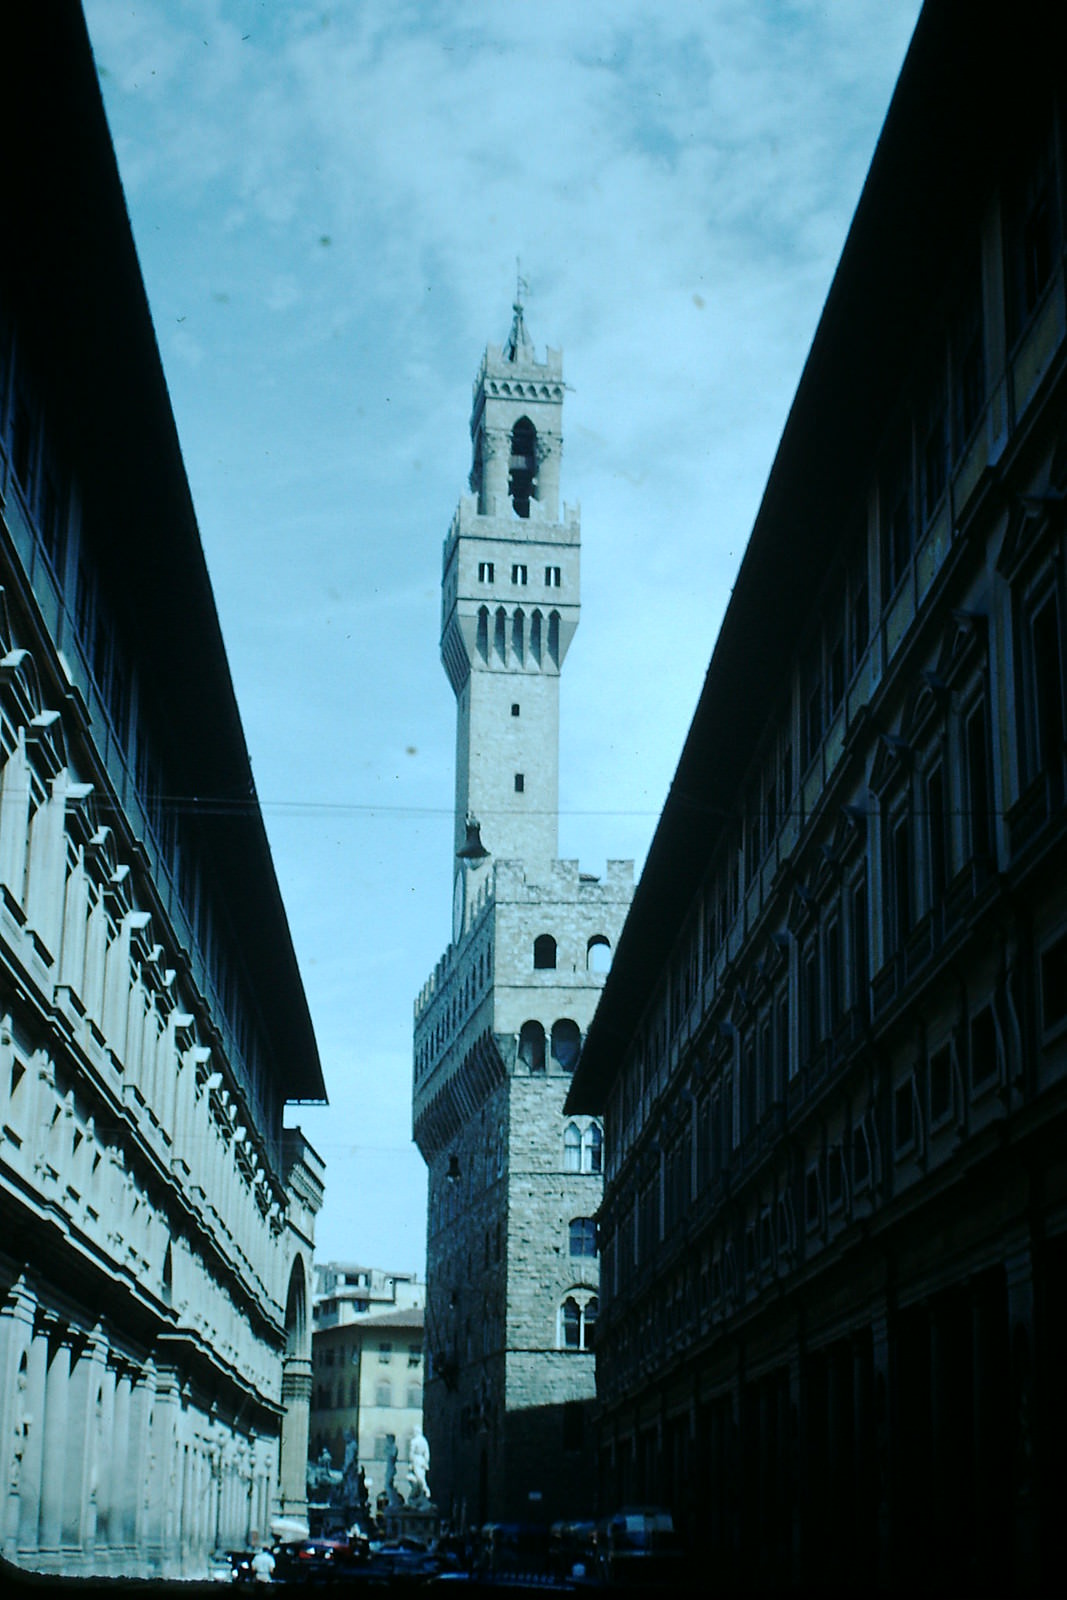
(408, 1432, 431, 1506)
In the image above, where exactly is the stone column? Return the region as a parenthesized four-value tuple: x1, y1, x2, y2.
(38, 1322, 72, 1559)
(62, 1326, 107, 1564)
(252, 1439, 270, 1548)
(210, 1442, 222, 1554)
(796, 1348, 817, 1584)
(241, 1441, 254, 1548)
(758, 1376, 779, 1584)
(784, 1349, 801, 1586)
(279, 1357, 312, 1520)
(724, 1376, 742, 1586)
(971, 1274, 1007, 1589)
(1, 1281, 38, 1562)
(826, 1348, 845, 1579)
(480, 427, 509, 515)
(188, 1442, 203, 1567)
(146, 1370, 180, 1576)
(772, 1367, 791, 1586)
(852, 1325, 876, 1585)
(127, 1366, 154, 1561)
(92, 1360, 116, 1558)
(1006, 1246, 1037, 1589)
(203, 1444, 214, 1569)
(16, 1320, 48, 1559)
(534, 434, 561, 519)
(177, 1441, 191, 1574)
(870, 1306, 892, 1591)
(110, 1367, 132, 1567)
(223, 1446, 238, 1548)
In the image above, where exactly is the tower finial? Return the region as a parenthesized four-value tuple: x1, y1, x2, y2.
(505, 260, 533, 361)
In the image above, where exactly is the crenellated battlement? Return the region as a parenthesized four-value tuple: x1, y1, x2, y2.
(414, 874, 495, 1022)
(493, 857, 634, 903)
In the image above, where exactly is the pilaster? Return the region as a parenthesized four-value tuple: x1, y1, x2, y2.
(1, 1279, 37, 1562)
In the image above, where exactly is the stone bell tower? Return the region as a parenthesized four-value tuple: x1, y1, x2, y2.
(414, 289, 633, 1529)
(439, 288, 581, 900)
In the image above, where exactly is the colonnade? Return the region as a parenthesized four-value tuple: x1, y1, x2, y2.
(0, 1275, 278, 1578)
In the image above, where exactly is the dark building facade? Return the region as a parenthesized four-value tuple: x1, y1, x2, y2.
(0, 8, 326, 1579)
(567, 4, 1067, 1591)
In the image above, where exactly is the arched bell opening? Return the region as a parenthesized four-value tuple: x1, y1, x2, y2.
(509, 417, 537, 517)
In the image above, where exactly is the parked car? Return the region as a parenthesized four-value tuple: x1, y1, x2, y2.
(594, 1506, 684, 1586)
(549, 1520, 597, 1581)
(474, 1523, 552, 1581)
(272, 1535, 367, 1583)
(367, 1536, 441, 1581)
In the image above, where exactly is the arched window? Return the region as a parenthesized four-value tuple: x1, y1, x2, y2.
(509, 417, 537, 518)
(534, 934, 557, 970)
(569, 1217, 597, 1256)
(583, 1122, 603, 1174)
(476, 606, 489, 662)
(564, 1122, 582, 1172)
(511, 608, 524, 664)
(551, 1018, 581, 1072)
(494, 607, 507, 660)
(559, 1292, 598, 1351)
(587, 935, 612, 973)
(519, 1020, 545, 1073)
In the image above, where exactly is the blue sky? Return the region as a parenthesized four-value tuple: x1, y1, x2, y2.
(82, 0, 922, 1271)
